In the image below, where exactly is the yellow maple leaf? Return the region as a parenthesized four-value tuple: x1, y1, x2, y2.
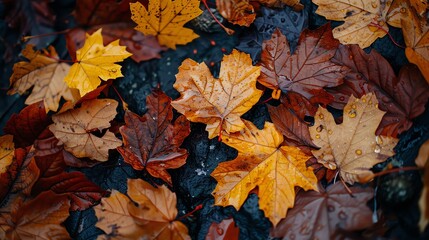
(312, 0, 394, 48)
(49, 99, 122, 161)
(0, 135, 14, 174)
(211, 120, 318, 226)
(309, 93, 398, 184)
(8, 45, 80, 112)
(130, 0, 203, 49)
(171, 49, 262, 139)
(64, 28, 132, 96)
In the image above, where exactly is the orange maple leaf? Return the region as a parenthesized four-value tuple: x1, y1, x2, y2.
(211, 119, 318, 226)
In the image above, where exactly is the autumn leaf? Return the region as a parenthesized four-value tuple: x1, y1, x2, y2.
(67, 0, 165, 63)
(118, 89, 190, 185)
(258, 25, 348, 101)
(312, 0, 395, 48)
(309, 93, 398, 184)
(256, 0, 304, 10)
(7, 45, 80, 112)
(329, 45, 429, 137)
(95, 179, 190, 239)
(211, 119, 318, 226)
(0, 191, 71, 240)
(64, 28, 132, 96)
(401, 7, 429, 83)
(130, 0, 203, 49)
(0, 135, 14, 174)
(3, 101, 51, 148)
(172, 49, 262, 139)
(216, 0, 256, 27)
(417, 139, 429, 231)
(271, 182, 374, 239)
(49, 99, 122, 161)
(205, 218, 239, 240)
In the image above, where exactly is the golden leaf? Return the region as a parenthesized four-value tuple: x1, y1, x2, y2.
(8, 45, 80, 112)
(49, 99, 122, 161)
(309, 93, 398, 184)
(312, 0, 393, 48)
(0, 135, 14, 174)
(211, 120, 318, 226)
(130, 0, 203, 49)
(64, 28, 132, 96)
(171, 49, 262, 139)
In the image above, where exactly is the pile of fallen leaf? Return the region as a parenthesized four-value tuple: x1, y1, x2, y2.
(1, 0, 429, 239)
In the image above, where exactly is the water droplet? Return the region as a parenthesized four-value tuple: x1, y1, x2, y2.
(375, 103, 379, 109)
(328, 130, 333, 135)
(400, 7, 406, 13)
(160, 163, 165, 167)
(376, 136, 383, 144)
(327, 205, 335, 212)
(339, 96, 345, 101)
(374, 145, 381, 153)
(348, 109, 357, 118)
(351, 104, 356, 109)
(355, 149, 362, 155)
(319, 113, 324, 119)
(338, 210, 347, 220)
(216, 227, 224, 235)
(362, 98, 366, 103)
(315, 134, 320, 139)
(316, 125, 323, 132)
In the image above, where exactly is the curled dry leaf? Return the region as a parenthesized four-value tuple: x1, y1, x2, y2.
(401, 7, 429, 83)
(271, 182, 374, 240)
(205, 218, 239, 240)
(310, 93, 398, 184)
(172, 49, 262, 139)
(216, 0, 256, 27)
(49, 99, 122, 161)
(211, 120, 318, 226)
(7, 45, 80, 112)
(258, 25, 347, 102)
(3, 101, 51, 148)
(0, 135, 14, 174)
(130, 0, 203, 49)
(64, 28, 132, 96)
(312, 0, 394, 48)
(118, 89, 190, 185)
(95, 179, 190, 240)
(0, 191, 71, 240)
(330, 45, 429, 137)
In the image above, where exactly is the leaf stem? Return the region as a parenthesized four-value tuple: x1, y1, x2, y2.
(112, 85, 128, 110)
(177, 204, 203, 221)
(369, 23, 405, 49)
(22, 29, 70, 42)
(201, 0, 235, 35)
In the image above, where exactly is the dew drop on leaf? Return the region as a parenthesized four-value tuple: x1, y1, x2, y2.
(355, 149, 362, 155)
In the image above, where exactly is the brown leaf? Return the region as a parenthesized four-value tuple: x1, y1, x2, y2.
(216, 0, 256, 27)
(172, 49, 262, 139)
(3, 101, 52, 148)
(310, 93, 398, 184)
(258, 25, 347, 103)
(418, 139, 429, 231)
(271, 182, 374, 239)
(330, 45, 429, 137)
(1, 191, 71, 240)
(95, 179, 190, 239)
(49, 99, 122, 161)
(254, 0, 303, 10)
(416, 139, 429, 168)
(279, 92, 318, 120)
(118, 89, 190, 185)
(0, 135, 14, 174)
(205, 218, 239, 240)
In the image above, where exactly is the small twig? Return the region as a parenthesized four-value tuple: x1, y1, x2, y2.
(201, 0, 235, 35)
(369, 23, 405, 49)
(112, 85, 128, 110)
(22, 29, 70, 42)
(177, 204, 203, 221)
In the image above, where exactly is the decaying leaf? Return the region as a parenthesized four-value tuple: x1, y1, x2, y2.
(172, 49, 262, 139)
(67, 0, 165, 62)
(216, 0, 256, 27)
(401, 7, 429, 83)
(0, 191, 71, 240)
(7, 45, 79, 112)
(0, 135, 14, 174)
(211, 119, 318, 226)
(310, 93, 398, 184)
(64, 28, 132, 96)
(49, 99, 122, 161)
(118, 89, 190, 185)
(95, 179, 190, 239)
(130, 0, 203, 49)
(312, 0, 393, 48)
(205, 218, 239, 240)
(330, 45, 429, 137)
(3, 101, 51, 148)
(271, 182, 374, 239)
(258, 25, 347, 101)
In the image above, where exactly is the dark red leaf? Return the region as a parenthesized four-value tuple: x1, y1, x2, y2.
(280, 92, 318, 120)
(3, 101, 51, 148)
